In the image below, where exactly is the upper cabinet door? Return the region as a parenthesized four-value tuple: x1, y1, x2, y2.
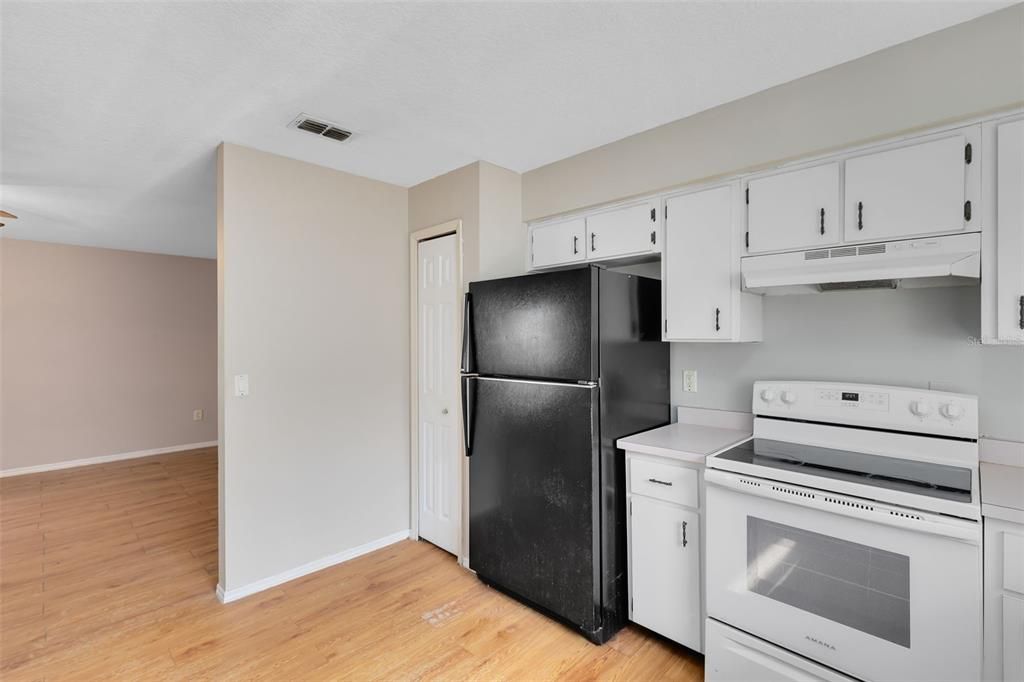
(995, 119, 1024, 342)
(586, 201, 658, 260)
(747, 162, 840, 254)
(530, 218, 586, 269)
(664, 186, 733, 341)
(844, 133, 972, 242)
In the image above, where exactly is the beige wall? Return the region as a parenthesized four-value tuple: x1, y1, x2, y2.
(523, 4, 1024, 221)
(478, 162, 525, 280)
(1, 239, 217, 472)
(218, 143, 410, 592)
(409, 162, 480, 281)
(409, 161, 524, 283)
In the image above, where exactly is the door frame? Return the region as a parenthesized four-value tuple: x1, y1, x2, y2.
(409, 219, 466, 565)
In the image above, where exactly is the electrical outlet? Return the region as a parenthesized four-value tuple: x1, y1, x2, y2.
(193, 409, 204, 421)
(683, 370, 698, 393)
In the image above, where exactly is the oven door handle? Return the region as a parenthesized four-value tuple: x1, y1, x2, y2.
(705, 468, 980, 545)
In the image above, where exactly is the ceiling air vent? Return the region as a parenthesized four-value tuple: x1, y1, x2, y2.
(288, 114, 353, 144)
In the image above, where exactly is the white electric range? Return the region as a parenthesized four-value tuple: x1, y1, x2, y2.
(704, 381, 982, 682)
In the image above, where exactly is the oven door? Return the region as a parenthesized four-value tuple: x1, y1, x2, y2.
(705, 468, 982, 682)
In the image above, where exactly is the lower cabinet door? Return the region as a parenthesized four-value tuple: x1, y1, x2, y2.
(1004, 595, 1024, 682)
(630, 495, 701, 651)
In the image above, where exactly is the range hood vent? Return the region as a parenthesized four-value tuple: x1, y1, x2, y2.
(742, 233, 981, 295)
(288, 113, 353, 144)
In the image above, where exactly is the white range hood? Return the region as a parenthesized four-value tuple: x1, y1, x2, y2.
(741, 232, 981, 295)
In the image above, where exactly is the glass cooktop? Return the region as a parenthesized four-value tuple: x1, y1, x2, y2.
(714, 438, 973, 503)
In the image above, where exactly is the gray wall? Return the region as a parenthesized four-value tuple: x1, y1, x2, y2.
(671, 287, 1024, 443)
(522, 5, 1024, 442)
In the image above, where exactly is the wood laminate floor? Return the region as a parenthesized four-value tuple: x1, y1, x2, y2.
(0, 447, 703, 680)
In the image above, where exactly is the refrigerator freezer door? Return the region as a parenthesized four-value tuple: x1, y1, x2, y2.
(467, 268, 598, 382)
(468, 377, 602, 638)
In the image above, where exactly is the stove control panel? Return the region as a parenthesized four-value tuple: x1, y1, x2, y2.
(753, 381, 978, 439)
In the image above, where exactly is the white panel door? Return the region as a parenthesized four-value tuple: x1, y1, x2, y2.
(586, 200, 658, 260)
(530, 218, 585, 269)
(844, 134, 969, 242)
(996, 119, 1024, 341)
(664, 186, 733, 340)
(747, 162, 840, 253)
(1004, 595, 1024, 682)
(630, 495, 702, 651)
(417, 234, 460, 555)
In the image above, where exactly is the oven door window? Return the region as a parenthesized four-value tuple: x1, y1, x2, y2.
(747, 517, 910, 647)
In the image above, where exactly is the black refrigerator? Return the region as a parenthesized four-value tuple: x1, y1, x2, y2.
(460, 265, 669, 644)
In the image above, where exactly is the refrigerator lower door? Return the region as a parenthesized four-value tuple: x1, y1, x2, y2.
(468, 376, 603, 640)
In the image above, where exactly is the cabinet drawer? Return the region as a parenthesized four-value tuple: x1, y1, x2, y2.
(629, 457, 699, 507)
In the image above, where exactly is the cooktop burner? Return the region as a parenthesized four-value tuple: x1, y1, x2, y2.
(713, 438, 973, 503)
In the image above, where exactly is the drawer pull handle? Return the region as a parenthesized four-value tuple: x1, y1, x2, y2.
(679, 521, 689, 548)
(648, 478, 673, 486)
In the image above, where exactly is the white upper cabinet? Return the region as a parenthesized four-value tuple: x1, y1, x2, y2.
(982, 115, 1024, 344)
(746, 162, 840, 254)
(663, 183, 761, 342)
(530, 217, 586, 269)
(844, 130, 978, 243)
(995, 119, 1024, 342)
(585, 200, 659, 261)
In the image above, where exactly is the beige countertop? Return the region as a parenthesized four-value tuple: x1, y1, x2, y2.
(617, 422, 751, 466)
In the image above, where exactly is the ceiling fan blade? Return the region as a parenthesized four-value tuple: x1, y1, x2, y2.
(0, 210, 17, 219)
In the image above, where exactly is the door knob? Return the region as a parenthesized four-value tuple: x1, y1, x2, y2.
(441, 408, 449, 415)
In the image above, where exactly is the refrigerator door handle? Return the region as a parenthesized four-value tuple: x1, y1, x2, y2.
(460, 292, 474, 373)
(462, 375, 477, 457)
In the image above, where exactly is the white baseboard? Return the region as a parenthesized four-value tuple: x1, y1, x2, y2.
(215, 529, 411, 604)
(0, 441, 218, 478)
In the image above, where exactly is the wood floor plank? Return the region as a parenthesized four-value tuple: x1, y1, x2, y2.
(0, 448, 703, 680)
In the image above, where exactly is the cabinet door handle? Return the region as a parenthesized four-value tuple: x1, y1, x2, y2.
(679, 521, 688, 548)
(715, 307, 721, 332)
(647, 478, 673, 487)
(591, 233, 596, 252)
(573, 235, 579, 255)
(820, 208, 825, 236)
(857, 201, 864, 230)
(1019, 295, 1023, 330)
(650, 230, 656, 245)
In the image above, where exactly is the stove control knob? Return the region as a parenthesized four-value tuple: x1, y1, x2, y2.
(940, 402, 964, 421)
(910, 400, 932, 417)
(760, 389, 777, 403)
(781, 390, 798, 405)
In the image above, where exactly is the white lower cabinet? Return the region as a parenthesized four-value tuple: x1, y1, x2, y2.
(626, 453, 704, 652)
(985, 517, 1024, 681)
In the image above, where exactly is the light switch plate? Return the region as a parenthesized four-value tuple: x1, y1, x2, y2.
(193, 409, 204, 421)
(234, 374, 250, 397)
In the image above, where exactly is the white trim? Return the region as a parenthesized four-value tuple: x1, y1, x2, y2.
(980, 438, 1024, 467)
(215, 529, 411, 604)
(0, 441, 218, 477)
